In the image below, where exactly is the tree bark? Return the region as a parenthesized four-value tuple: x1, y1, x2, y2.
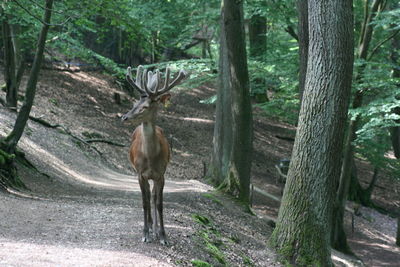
(297, 0, 308, 103)
(332, 0, 384, 253)
(2, 12, 18, 108)
(269, 1, 354, 266)
(249, 14, 266, 59)
(209, 0, 252, 203)
(390, 18, 400, 158)
(248, 11, 267, 101)
(397, 217, 400, 247)
(3, 0, 54, 154)
(340, 0, 384, 189)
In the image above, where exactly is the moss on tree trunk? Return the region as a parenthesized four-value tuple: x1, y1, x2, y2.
(269, 1, 354, 265)
(208, 0, 252, 203)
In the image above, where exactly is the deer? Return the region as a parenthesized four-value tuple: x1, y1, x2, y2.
(121, 65, 187, 245)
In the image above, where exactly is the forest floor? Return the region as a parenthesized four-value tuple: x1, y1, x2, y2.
(0, 67, 399, 266)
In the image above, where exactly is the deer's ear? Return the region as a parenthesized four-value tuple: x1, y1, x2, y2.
(158, 94, 171, 106)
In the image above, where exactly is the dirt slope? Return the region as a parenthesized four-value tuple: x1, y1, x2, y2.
(0, 69, 281, 266)
(1, 68, 399, 266)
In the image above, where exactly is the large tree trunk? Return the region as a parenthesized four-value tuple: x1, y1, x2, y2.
(3, 0, 54, 154)
(209, 0, 252, 203)
(269, 1, 354, 266)
(297, 0, 308, 103)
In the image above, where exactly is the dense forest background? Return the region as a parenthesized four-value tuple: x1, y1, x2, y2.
(0, 0, 399, 266)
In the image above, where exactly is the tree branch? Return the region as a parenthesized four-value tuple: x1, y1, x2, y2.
(14, 0, 71, 26)
(367, 29, 400, 60)
(27, 115, 104, 156)
(84, 138, 126, 147)
(26, 0, 65, 14)
(284, 25, 299, 41)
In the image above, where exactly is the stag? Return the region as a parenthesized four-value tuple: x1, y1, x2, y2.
(121, 66, 187, 245)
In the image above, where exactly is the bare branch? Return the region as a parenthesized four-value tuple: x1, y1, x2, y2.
(284, 25, 299, 41)
(367, 29, 400, 61)
(14, 0, 71, 26)
(26, 0, 65, 14)
(84, 138, 126, 147)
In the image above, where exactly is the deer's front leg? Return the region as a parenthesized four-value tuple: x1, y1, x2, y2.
(139, 175, 152, 242)
(152, 184, 159, 237)
(155, 178, 168, 245)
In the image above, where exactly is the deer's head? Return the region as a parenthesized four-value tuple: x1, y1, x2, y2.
(121, 66, 187, 124)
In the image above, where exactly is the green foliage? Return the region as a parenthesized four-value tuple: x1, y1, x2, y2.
(256, 86, 299, 125)
(191, 259, 212, 267)
(202, 192, 223, 205)
(245, 13, 300, 124)
(48, 98, 58, 106)
(191, 214, 231, 265)
(192, 214, 211, 226)
(350, 56, 400, 177)
(205, 242, 226, 264)
(242, 254, 254, 266)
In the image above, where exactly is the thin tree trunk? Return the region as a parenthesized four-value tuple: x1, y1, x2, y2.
(249, 14, 266, 59)
(332, 0, 384, 253)
(224, 0, 252, 202)
(344, 0, 384, 200)
(2, 15, 17, 108)
(297, 0, 308, 103)
(3, 0, 54, 154)
(248, 11, 267, 101)
(209, 0, 252, 203)
(269, 1, 354, 265)
(397, 217, 400, 247)
(390, 18, 400, 158)
(209, 21, 231, 184)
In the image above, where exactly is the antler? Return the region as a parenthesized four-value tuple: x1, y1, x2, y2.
(126, 66, 187, 98)
(126, 66, 146, 96)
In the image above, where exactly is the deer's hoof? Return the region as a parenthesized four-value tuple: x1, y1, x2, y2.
(160, 238, 169, 246)
(142, 235, 152, 243)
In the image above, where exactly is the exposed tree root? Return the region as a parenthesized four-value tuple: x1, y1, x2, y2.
(28, 115, 104, 156)
(84, 138, 126, 147)
(0, 147, 27, 191)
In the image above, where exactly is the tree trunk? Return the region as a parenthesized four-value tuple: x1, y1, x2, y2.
(249, 11, 267, 101)
(297, 0, 308, 103)
(390, 19, 400, 158)
(332, 0, 384, 253)
(3, 0, 54, 154)
(397, 217, 400, 247)
(342, 0, 384, 200)
(2, 14, 18, 108)
(209, 0, 252, 203)
(269, 1, 354, 266)
(249, 14, 266, 59)
(209, 19, 232, 185)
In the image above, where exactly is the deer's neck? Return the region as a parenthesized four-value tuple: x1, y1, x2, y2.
(140, 121, 159, 157)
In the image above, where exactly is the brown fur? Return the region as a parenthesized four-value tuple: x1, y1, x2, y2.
(129, 125, 170, 177)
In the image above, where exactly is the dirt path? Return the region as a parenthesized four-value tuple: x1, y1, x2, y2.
(1, 69, 399, 266)
(0, 105, 281, 266)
